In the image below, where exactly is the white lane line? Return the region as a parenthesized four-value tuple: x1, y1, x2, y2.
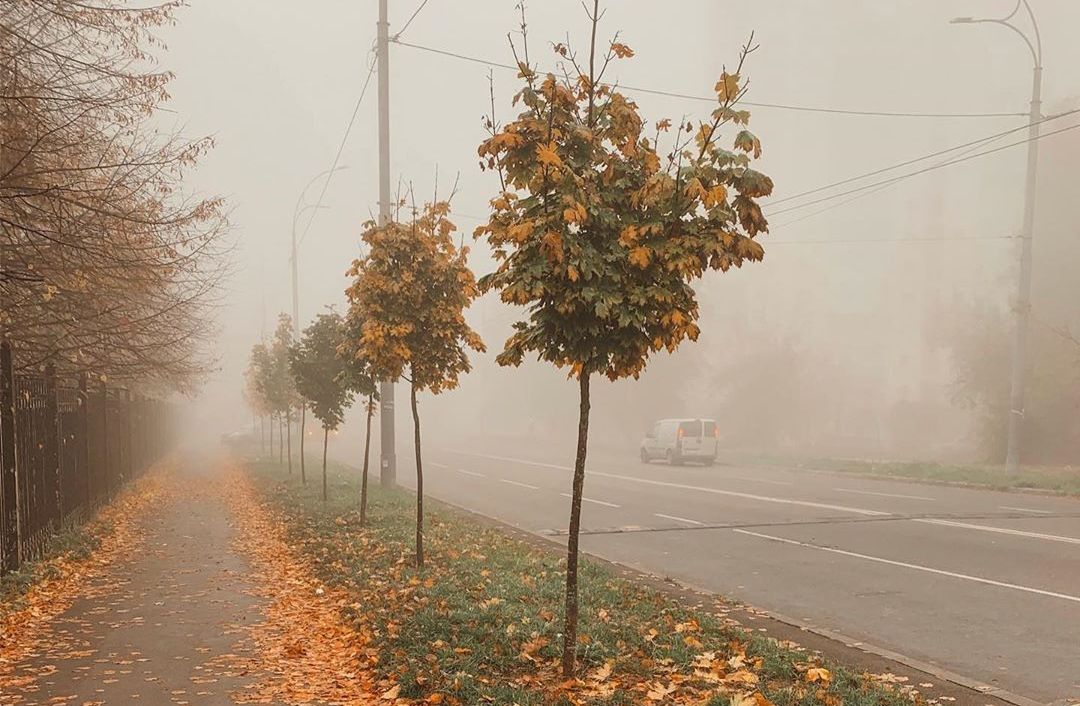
(456, 469, 485, 478)
(654, 512, 704, 526)
(456, 451, 570, 471)
(1000, 506, 1052, 514)
(835, 488, 936, 502)
(734, 529, 1080, 605)
(429, 461, 449, 469)
(455, 451, 886, 517)
(591, 471, 887, 517)
(913, 518, 1080, 546)
(728, 475, 793, 486)
(499, 478, 539, 490)
(560, 492, 621, 508)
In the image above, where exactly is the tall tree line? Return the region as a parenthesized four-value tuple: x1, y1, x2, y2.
(0, 1, 228, 391)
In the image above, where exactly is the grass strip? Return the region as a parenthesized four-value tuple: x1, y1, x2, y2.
(247, 458, 923, 706)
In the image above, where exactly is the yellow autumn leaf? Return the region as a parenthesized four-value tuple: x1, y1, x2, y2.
(715, 72, 740, 102)
(567, 265, 580, 282)
(705, 184, 728, 207)
(536, 142, 562, 168)
(807, 667, 832, 684)
(619, 225, 639, 246)
(628, 247, 651, 268)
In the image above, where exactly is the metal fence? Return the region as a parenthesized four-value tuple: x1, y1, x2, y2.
(0, 341, 172, 576)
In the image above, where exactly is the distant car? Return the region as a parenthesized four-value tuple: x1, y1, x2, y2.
(640, 418, 718, 466)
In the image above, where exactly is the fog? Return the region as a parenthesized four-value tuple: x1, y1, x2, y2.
(164, 0, 1080, 467)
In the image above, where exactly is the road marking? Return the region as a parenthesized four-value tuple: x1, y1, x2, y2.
(999, 506, 1052, 514)
(454, 451, 887, 517)
(457, 451, 570, 471)
(560, 492, 620, 508)
(591, 471, 887, 517)
(734, 529, 1080, 604)
(654, 513, 704, 526)
(728, 475, 793, 486)
(430, 462, 449, 469)
(913, 518, 1080, 545)
(499, 478, 539, 490)
(456, 469, 485, 478)
(835, 488, 936, 502)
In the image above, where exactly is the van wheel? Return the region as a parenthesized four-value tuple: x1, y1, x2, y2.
(639, 448, 650, 464)
(704, 457, 716, 467)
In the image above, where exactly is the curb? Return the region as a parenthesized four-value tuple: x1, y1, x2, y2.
(418, 491, 1050, 706)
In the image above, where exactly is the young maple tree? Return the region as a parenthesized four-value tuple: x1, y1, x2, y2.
(337, 313, 380, 527)
(290, 311, 355, 502)
(344, 201, 484, 568)
(475, 3, 773, 676)
(245, 342, 275, 456)
(269, 314, 300, 471)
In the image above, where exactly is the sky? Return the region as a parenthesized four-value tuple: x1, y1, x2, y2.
(158, 1, 1080, 456)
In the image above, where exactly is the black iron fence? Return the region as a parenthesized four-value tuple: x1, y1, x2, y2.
(0, 341, 173, 576)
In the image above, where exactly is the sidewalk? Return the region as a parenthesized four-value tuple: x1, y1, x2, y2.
(1, 460, 263, 706)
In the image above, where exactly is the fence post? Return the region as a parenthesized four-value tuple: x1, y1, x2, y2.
(100, 380, 110, 497)
(78, 373, 90, 509)
(44, 364, 59, 532)
(1, 341, 20, 574)
(123, 389, 133, 482)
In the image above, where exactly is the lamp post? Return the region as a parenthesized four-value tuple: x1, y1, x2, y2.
(952, 1, 1042, 474)
(290, 165, 350, 337)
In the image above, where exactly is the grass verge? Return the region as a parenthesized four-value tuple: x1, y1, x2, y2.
(247, 457, 924, 706)
(0, 514, 105, 609)
(721, 453, 1080, 495)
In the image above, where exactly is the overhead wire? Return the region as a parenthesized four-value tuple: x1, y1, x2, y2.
(764, 121, 1080, 218)
(768, 107, 1080, 210)
(299, 0, 435, 246)
(391, 39, 1026, 120)
(297, 54, 377, 247)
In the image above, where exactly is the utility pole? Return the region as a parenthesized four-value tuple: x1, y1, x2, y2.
(952, 3, 1042, 474)
(377, 0, 396, 488)
(1004, 65, 1042, 474)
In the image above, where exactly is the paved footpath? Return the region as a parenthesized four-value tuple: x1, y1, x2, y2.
(2, 463, 265, 706)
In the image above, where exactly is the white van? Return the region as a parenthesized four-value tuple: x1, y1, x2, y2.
(640, 418, 718, 465)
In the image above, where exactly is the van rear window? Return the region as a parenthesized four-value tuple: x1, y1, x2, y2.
(679, 421, 702, 437)
(703, 420, 716, 436)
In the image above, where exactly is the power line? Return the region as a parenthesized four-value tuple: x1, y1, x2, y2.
(298, 55, 378, 246)
(764, 121, 1080, 218)
(393, 0, 432, 40)
(768, 127, 1019, 230)
(391, 39, 1026, 120)
(769, 107, 1080, 209)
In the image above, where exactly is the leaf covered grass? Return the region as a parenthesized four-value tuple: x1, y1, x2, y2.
(248, 458, 922, 706)
(0, 516, 104, 608)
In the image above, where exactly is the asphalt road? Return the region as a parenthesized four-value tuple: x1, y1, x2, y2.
(402, 445, 1080, 706)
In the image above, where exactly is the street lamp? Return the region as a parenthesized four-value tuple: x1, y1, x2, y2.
(951, 1, 1042, 474)
(290, 165, 350, 337)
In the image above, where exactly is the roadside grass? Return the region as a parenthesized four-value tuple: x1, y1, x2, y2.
(721, 453, 1080, 495)
(0, 515, 104, 610)
(247, 458, 920, 706)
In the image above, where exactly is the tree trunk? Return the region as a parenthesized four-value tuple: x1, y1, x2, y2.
(300, 404, 307, 484)
(260, 415, 266, 456)
(561, 370, 591, 678)
(360, 394, 374, 527)
(322, 426, 329, 503)
(410, 382, 424, 569)
(286, 410, 293, 475)
(278, 416, 283, 465)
